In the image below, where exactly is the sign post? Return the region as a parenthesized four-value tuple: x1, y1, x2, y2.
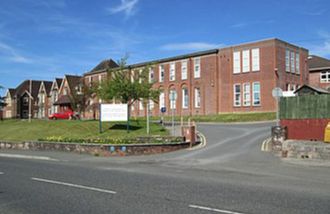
(170, 91, 177, 136)
(272, 87, 283, 126)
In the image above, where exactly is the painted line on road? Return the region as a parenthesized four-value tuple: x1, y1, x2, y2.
(0, 172, 4, 175)
(31, 177, 116, 194)
(189, 204, 245, 214)
(261, 137, 272, 152)
(0, 153, 59, 161)
(187, 132, 207, 151)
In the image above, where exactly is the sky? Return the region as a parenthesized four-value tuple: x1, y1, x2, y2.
(0, 0, 330, 94)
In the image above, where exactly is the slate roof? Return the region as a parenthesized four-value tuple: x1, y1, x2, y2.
(53, 95, 71, 105)
(65, 75, 82, 93)
(308, 55, 330, 71)
(84, 59, 119, 75)
(55, 78, 63, 89)
(294, 84, 330, 95)
(15, 80, 42, 100)
(43, 81, 53, 95)
(8, 89, 16, 97)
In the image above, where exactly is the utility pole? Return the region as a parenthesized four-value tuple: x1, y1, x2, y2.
(29, 80, 32, 123)
(146, 102, 150, 135)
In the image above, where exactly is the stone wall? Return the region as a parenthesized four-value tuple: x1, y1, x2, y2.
(281, 140, 330, 160)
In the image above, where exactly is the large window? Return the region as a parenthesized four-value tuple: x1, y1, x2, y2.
(252, 48, 260, 71)
(169, 63, 175, 81)
(170, 89, 177, 109)
(194, 88, 201, 108)
(159, 65, 165, 82)
(233, 51, 241, 74)
(290, 51, 295, 73)
(149, 68, 154, 83)
(181, 60, 188, 80)
(182, 88, 189, 109)
(139, 99, 144, 110)
(194, 58, 201, 78)
(320, 71, 330, 83)
(233, 84, 241, 106)
(242, 50, 250, 72)
(285, 49, 290, 72)
(253, 82, 261, 106)
(159, 91, 165, 109)
(295, 52, 300, 74)
(243, 83, 251, 106)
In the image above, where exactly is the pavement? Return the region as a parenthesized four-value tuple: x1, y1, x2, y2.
(1, 121, 330, 214)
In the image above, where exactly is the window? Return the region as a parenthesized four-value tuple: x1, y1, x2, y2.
(149, 68, 154, 83)
(139, 69, 142, 83)
(285, 49, 290, 72)
(194, 58, 201, 78)
(139, 99, 144, 110)
(290, 51, 295, 73)
(242, 50, 250, 72)
(295, 52, 300, 74)
(149, 100, 154, 110)
(181, 60, 188, 80)
(252, 48, 260, 71)
(233, 51, 241, 74)
(320, 71, 330, 82)
(169, 89, 177, 109)
(170, 63, 175, 81)
(159, 91, 165, 109)
(159, 65, 165, 82)
(253, 82, 261, 106)
(182, 88, 189, 109)
(194, 88, 201, 108)
(63, 87, 68, 95)
(98, 75, 102, 83)
(243, 83, 251, 106)
(233, 84, 241, 106)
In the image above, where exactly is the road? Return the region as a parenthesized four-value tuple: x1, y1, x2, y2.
(1, 122, 329, 214)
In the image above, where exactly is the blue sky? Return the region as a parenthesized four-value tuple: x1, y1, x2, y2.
(0, 0, 329, 94)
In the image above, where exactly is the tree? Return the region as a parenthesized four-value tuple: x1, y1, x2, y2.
(69, 80, 92, 119)
(96, 58, 159, 131)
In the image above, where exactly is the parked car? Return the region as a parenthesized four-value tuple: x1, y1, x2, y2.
(48, 111, 74, 120)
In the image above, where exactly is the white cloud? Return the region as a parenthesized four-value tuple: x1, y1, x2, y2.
(0, 41, 32, 63)
(108, 0, 139, 17)
(308, 31, 330, 58)
(302, 9, 327, 16)
(160, 42, 223, 51)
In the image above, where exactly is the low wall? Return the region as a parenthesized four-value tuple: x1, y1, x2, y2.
(0, 141, 192, 157)
(281, 140, 330, 160)
(281, 119, 330, 141)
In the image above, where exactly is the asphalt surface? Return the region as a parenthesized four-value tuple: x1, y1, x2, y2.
(1, 122, 330, 214)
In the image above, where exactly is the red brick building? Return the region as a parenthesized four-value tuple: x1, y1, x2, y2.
(308, 55, 330, 90)
(83, 38, 309, 119)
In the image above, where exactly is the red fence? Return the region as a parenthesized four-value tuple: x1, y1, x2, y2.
(281, 119, 330, 141)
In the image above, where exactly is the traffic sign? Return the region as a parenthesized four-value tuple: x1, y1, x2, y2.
(161, 107, 166, 113)
(272, 87, 283, 98)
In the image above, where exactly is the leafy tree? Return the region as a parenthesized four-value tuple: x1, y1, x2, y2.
(96, 58, 159, 131)
(69, 81, 93, 119)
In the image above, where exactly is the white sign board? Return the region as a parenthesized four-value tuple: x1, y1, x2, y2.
(100, 104, 128, 122)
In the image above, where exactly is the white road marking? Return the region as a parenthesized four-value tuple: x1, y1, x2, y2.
(0, 153, 59, 161)
(31, 177, 116, 194)
(187, 132, 207, 151)
(189, 204, 245, 214)
(0, 172, 4, 175)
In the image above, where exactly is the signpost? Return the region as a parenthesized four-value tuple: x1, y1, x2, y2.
(99, 104, 128, 133)
(170, 91, 177, 136)
(272, 87, 283, 126)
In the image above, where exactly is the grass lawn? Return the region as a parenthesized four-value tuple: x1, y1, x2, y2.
(0, 119, 168, 142)
(152, 112, 276, 123)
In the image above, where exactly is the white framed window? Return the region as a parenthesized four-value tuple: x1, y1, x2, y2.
(194, 58, 201, 78)
(169, 89, 177, 109)
(233, 84, 241, 107)
(149, 99, 154, 110)
(98, 75, 102, 83)
(181, 60, 188, 80)
(242, 50, 250, 72)
(285, 49, 290, 72)
(233, 51, 241, 74)
(290, 51, 295, 73)
(139, 69, 143, 83)
(169, 63, 175, 81)
(252, 48, 260, 71)
(182, 88, 189, 109)
(149, 68, 154, 83)
(159, 91, 165, 109)
(295, 52, 300, 74)
(194, 88, 201, 108)
(159, 65, 165, 82)
(130, 70, 135, 82)
(252, 82, 261, 106)
(243, 83, 251, 106)
(320, 71, 330, 83)
(139, 99, 144, 110)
